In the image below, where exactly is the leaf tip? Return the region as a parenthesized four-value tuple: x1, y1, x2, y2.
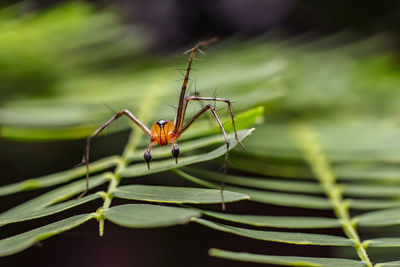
(208, 248, 219, 256)
(20, 179, 40, 190)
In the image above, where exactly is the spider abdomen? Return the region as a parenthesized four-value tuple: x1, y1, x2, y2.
(150, 120, 177, 146)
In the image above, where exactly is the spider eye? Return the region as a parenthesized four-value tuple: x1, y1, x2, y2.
(172, 147, 179, 158)
(156, 120, 167, 127)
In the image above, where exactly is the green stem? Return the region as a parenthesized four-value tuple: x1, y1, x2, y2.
(96, 78, 165, 236)
(293, 122, 372, 267)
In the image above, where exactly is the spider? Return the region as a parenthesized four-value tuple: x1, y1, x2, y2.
(80, 37, 244, 209)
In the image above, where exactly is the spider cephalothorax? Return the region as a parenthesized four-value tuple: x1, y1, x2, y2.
(145, 119, 179, 168)
(150, 120, 176, 146)
(81, 37, 243, 209)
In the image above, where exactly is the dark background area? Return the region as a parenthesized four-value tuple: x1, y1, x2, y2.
(3, 0, 400, 49)
(1, 1, 399, 266)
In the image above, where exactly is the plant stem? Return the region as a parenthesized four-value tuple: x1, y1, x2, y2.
(293, 122, 372, 267)
(96, 78, 165, 236)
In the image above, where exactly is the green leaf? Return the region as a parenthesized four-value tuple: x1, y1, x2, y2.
(194, 218, 353, 246)
(350, 199, 400, 210)
(0, 156, 117, 196)
(174, 170, 332, 209)
(186, 168, 400, 198)
(120, 129, 254, 178)
(201, 210, 341, 229)
(0, 194, 100, 227)
(336, 164, 400, 182)
(209, 249, 366, 267)
(0, 213, 94, 257)
(185, 168, 323, 194)
(367, 238, 400, 247)
(227, 155, 312, 179)
(0, 174, 109, 218)
(103, 204, 200, 228)
(206, 106, 264, 135)
(344, 184, 400, 198)
(114, 185, 249, 204)
(376, 261, 400, 267)
(224, 186, 332, 209)
(356, 207, 400, 227)
(1, 126, 95, 141)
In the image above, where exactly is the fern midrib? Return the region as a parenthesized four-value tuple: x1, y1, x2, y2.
(293, 122, 372, 267)
(96, 78, 165, 236)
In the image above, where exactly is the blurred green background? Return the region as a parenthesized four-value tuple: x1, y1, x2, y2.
(1, 1, 400, 267)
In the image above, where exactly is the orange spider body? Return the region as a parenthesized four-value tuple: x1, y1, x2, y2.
(150, 120, 178, 146)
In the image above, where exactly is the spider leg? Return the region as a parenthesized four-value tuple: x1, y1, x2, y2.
(192, 89, 215, 127)
(178, 96, 245, 150)
(174, 37, 218, 132)
(78, 109, 151, 199)
(179, 104, 229, 210)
